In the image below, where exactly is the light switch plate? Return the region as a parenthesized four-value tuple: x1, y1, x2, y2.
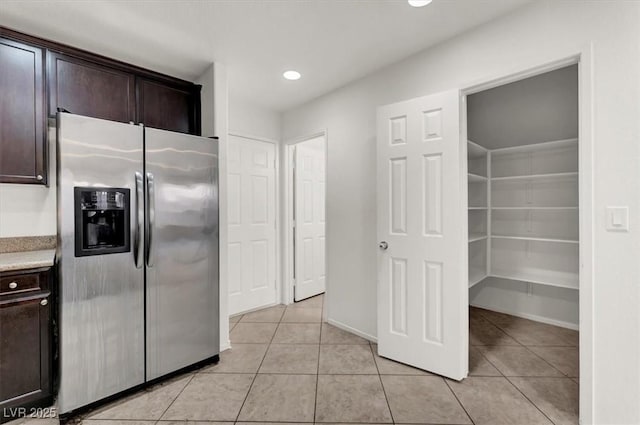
(606, 206, 629, 232)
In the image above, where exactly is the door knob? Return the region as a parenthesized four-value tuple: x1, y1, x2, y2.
(379, 241, 388, 250)
(40, 299, 48, 306)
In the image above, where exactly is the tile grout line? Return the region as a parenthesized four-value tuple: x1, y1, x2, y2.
(503, 375, 558, 425)
(443, 378, 476, 425)
(472, 309, 526, 346)
(154, 372, 196, 422)
(470, 327, 572, 423)
(475, 343, 576, 378)
(313, 319, 322, 422)
(479, 343, 572, 379)
(473, 347, 505, 378)
(472, 312, 577, 378)
(233, 308, 282, 423)
(480, 312, 577, 348)
(368, 343, 395, 424)
(472, 319, 524, 347)
(523, 344, 579, 347)
(520, 345, 574, 378)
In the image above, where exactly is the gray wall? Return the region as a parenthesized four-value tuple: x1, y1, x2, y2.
(467, 65, 578, 149)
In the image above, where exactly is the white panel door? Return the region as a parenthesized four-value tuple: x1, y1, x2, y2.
(228, 135, 277, 315)
(377, 90, 467, 380)
(294, 137, 326, 301)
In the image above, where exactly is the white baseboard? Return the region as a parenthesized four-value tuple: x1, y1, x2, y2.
(471, 302, 579, 330)
(231, 301, 279, 317)
(326, 318, 378, 343)
(220, 339, 231, 352)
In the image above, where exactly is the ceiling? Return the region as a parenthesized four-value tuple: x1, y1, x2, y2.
(0, 0, 531, 112)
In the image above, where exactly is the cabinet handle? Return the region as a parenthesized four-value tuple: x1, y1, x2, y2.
(40, 299, 48, 306)
(8, 282, 18, 289)
(36, 174, 43, 181)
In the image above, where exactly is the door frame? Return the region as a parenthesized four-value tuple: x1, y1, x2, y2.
(459, 46, 594, 424)
(227, 131, 282, 313)
(283, 131, 328, 313)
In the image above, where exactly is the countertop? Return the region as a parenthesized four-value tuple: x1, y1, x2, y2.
(0, 249, 56, 272)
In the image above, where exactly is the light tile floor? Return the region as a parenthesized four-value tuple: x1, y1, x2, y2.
(9, 296, 579, 425)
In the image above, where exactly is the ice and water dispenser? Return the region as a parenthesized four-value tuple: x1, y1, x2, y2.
(74, 187, 130, 257)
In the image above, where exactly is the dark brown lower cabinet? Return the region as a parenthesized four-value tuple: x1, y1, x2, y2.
(0, 268, 53, 423)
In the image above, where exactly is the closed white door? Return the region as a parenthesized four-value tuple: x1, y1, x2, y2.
(294, 137, 326, 301)
(376, 90, 467, 380)
(228, 135, 277, 315)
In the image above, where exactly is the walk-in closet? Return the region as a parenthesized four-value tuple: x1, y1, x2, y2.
(466, 64, 580, 330)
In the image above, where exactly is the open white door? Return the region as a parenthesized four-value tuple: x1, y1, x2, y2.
(376, 90, 467, 380)
(228, 135, 277, 315)
(294, 137, 326, 301)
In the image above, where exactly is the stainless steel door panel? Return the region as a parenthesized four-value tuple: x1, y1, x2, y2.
(57, 113, 145, 413)
(145, 128, 219, 380)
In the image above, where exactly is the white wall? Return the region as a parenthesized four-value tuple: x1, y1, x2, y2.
(196, 63, 231, 352)
(0, 127, 56, 237)
(281, 2, 640, 424)
(229, 94, 281, 142)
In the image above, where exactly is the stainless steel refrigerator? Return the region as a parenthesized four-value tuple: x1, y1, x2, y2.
(56, 113, 219, 414)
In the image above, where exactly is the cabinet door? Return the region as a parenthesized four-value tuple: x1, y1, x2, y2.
(136, 78, 200, 135)
(0, 38, 46, 184)
(48, 51, 135, 123)
(0, 292, 52, 418)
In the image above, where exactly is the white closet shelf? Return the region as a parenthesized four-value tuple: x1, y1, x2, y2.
(492, 235, 578, 244)
(488, 273, 578, 290)
(491, 172, 577, 182)
(469, 272, 579, 290)
(469, 272, 487, 288)
(467, 140, 488, 158)
(468, 173, 488, 183)
(491, 206, 578, 210)
(469, 233, 488, 242)
(490, 138, 578, 154)
(469, 206, 488, 210)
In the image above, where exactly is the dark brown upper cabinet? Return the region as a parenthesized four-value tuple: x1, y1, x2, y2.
(48, 52, 136, 123)
(0, 27, 203, 185)
(0, 37, 46, 184)
(136, 77, 201, 134)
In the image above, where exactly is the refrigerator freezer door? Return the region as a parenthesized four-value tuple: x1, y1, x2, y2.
(145, 128, 219, 380)
(57, 113, 145, 413)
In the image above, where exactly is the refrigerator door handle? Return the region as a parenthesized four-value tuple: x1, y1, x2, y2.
(134, 172, 144, 268)
(145, 172, 155, 267)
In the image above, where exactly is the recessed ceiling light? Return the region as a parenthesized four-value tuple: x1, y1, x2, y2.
(283, 70, 301, 81)
(408, 0, 433, 7)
